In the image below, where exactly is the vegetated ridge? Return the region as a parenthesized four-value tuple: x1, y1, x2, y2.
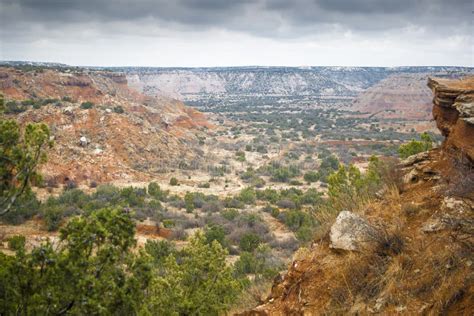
(0, 66, 212, 185)
(243, 76, 474, 315)
(124, 66, 473, 119)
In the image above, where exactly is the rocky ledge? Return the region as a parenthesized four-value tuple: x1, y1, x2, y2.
(428, 76, 474, 162)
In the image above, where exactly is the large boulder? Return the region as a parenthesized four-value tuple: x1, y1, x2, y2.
(330, 211, 378, 251)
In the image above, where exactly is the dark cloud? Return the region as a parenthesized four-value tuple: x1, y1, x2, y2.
(2, 0, 471, 35)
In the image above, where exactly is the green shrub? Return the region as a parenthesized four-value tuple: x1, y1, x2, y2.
(223, 197, 245, 209)
(169, 177, 179, 186)
(239, 232, 261, 252)
(21, 99, 35, 106)
(145, 233, 241, 314)
(256, 145, 268, 153)
(145, 239, 175, 266)
(300, 188, 322, 206)
(7, 235, 26, 251)
(296, 225, 313, 242)
(399, 132, 433, 158)
(162, 219, 175, 228)
(1, 192, 40, 225)
(256, 188, 280, 203)
(222, 208, 239, 221)
(304, 171, 319, 183)
(184, 192, 195, 213)
(198, 182, 210, 188)
(43, 205, 63, 231)
(202, 200, 223, 213)
(289, 180, 303, 186)
(277, 199, 297, 209)
(93, 184, 121, 205)
(113, 105, 124, 114)
(324, 156, 387, 214)
(4, 101, 26, 113)
(235, 151, 246, 162)
(120, 186, 146, 207)
(41, 98, 58, 106)
(234, 251, 258, 275)
(80, 101, 94, 109)
(282, 209, 313, 232)
(204, 224, 228, 248)
(238, 187, 256, 205)
(240, 167, 256, 181)
(251, 177, 266, 188)
(148, 182, 165, 200)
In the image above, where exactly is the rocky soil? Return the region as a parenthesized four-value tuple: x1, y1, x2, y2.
(242, 76, 474, 315)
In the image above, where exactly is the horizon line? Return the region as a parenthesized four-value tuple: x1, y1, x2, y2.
(1, 60, 473, 69)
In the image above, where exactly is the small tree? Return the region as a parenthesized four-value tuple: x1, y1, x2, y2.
(147, 182, 164, 200)
(0, 101, 52, 215)
(0, 208, 151, 314)
(143, 233, 241, 314)
(239, 232, 261, 252)
(204, 224, 228, 248)
(398, 132, 433, 158)
(184, 192, 195, 213)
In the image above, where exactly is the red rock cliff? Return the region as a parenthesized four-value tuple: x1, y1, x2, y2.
(428, 76, 474, 162)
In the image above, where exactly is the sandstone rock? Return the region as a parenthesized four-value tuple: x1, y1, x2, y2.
(403, 169, 419, 184)
(62, 106, 74, 116)
(79, 136, 89, 147)
(421, 218, 446, 233)
(442, 197, 466, 211)
(330, 211, 378, 251)
(400, 151, 430, 167)
(453, 94, 474, 117)
(428, 77, 474, 162)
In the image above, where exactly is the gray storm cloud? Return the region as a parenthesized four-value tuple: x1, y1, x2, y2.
(0, 0, 472, 66)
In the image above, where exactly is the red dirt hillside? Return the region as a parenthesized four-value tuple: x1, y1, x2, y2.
(352, 73, 434, 120)
(0, 66, 212, 185)
(242, 76, 474, 315)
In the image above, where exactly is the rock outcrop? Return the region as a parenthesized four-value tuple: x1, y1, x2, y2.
(329, 211, 378, 251)
(428, 76, 474, 162)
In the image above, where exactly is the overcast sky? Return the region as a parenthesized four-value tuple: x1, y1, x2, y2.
(1, 0, 473, 67)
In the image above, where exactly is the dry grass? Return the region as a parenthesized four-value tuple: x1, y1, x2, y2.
(231, 280, 273, 314)
(250, 150, 473, 315)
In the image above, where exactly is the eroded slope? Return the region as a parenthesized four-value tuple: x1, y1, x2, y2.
(0, 67, 212, 185)
(243, 77, 474, 315)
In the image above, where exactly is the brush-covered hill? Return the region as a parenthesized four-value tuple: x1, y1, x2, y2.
(0, 66, 212, 185)
(243, 76, 474, 315)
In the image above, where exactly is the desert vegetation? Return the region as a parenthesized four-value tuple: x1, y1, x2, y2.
(1, 66, 471, 315)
